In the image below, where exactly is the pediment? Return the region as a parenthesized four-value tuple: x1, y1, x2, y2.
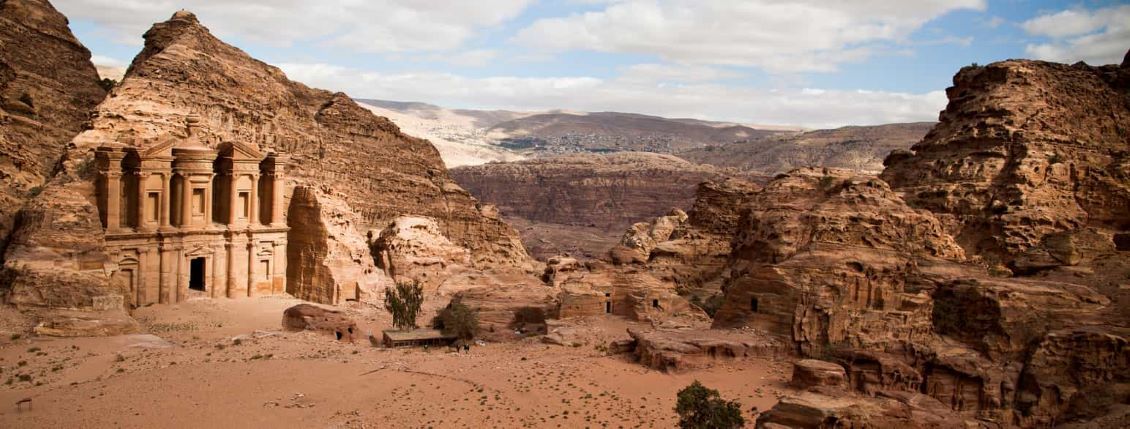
(219, 141, 264, 160)
(141, 136, 178, 158)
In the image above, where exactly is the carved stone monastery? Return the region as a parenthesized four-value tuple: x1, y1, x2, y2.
(95, 117, 289, 306)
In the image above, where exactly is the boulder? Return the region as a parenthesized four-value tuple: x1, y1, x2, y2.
(281, 304, 358, 342)
(790, 359, 847, 392)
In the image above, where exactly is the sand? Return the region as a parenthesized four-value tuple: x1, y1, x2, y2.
(0, 297, 791, 428)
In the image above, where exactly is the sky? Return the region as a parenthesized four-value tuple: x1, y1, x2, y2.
(56, 0, 1130, 128)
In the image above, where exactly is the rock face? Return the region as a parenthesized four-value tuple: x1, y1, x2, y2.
(622, 328, 789, 372)
(697, 55, 1130, 427)
(0, 0, 106, 254)
(881, 59, 1130, 273)
(756, 391, 967, 428)
(608, 178, 762, 300)
(369, 216, 473, 291)
(285, 186, 391, 304)
(3, 10, 530, 317)
(712, 168, 965, 338)
(682, 122, 934, 175)
(451, 152, 727, 233)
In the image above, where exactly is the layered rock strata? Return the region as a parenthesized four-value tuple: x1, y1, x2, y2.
(881, 58, 1130, 273)
(0, 0, 106, 253)
(450, 152, 727, 232)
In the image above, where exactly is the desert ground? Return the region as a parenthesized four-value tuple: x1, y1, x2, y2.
(0, 298, 789, 428)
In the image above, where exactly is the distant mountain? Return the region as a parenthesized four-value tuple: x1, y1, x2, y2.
(354, 98, 796, 167)
(486, 111, 788, 154)
(679, 122, 935, 175)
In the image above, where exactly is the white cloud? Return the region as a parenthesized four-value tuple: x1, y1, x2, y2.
(512, 0, 985, 73)
(440, 49, 500, 67)
(278, 62, 946, 129)
(1022, 5, 1130, 65)
(53, 0, 533, 51)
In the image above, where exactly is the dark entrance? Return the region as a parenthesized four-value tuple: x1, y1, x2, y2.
(652, 299, 660, 308)
(189, 257, 206, 291)
(750, 297, 759, 312)
(605, 301, 612, 314)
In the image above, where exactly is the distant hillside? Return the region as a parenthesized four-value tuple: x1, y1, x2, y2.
(486, 111, 786, 154)
(679, 122, 934, 174)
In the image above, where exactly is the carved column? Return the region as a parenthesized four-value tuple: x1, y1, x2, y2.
(158, 243, 170, 304)
(204, 173, 215, 227)
(226, 240, 236, 299)
(228, 174, 239, 225)
(249, 174, 260, 226)
(159, 173, 171, 229)
(180, 174, 193, 228)
(175, 246, 186, 303)
(246, 241, 256, 298)
(135, 172, 150, 231)
(105, 170, 123, 233)
(267, 153, 289, 227)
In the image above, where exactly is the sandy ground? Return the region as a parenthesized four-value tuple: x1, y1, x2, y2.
(0, 297, 791, 428)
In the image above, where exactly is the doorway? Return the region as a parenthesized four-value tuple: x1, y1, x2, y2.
(189, 257, 206, 291)
(750, 297, 759, 313)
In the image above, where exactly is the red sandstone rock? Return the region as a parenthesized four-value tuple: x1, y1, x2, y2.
(790, 359, 847, 392)
(281, 303, 358, 342)
(0, 0, 106, 249)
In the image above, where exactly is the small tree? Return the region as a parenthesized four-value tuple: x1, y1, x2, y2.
(385, 280, 424, 330)
(436, 301, 480, 341)
(675, 381, 745, 429)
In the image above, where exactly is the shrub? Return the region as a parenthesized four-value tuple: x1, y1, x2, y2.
(436, 302, 480, 341)
(385, 280, 424, 330)
(675, 380, 745, 429)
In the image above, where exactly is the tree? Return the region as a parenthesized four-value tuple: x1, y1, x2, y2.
(675, 380, 745, 429)
(435, 301, 480, 341)
(384, 280, 423, 330)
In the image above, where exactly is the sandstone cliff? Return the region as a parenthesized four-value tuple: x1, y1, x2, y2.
(882, 58, 1130, 274)
(0, 0, 106, 256)
(452, 152, 727, 232)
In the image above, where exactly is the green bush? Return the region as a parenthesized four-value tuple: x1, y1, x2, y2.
(436, 302, 480, 340)
(384, 280, 424, 330)
(675, 380, 745, 429)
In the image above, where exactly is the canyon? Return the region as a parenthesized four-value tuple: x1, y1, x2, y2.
(0, 1, 1127, 428)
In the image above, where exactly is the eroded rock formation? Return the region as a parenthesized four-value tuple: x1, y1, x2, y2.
(451, 152, 733, 260)
(0, 0, 106, 253)
(881, 58, 1130, 273)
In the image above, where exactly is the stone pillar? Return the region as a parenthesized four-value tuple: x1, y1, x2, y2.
(228, 174, 239, 225)
(105, 171, 123, 233)
(269, 174, 285, 226)
(249, 174, 260, 226)
(175, 247, 186, 303)
(158, 243, 170, 304)
(135, 172, 150, 231)
(204, 173, 215, 227)
(226, 241, 236, 299)
(246, 241, 256, 297)
(136, 248, 148, 306)
(159, 173, 171, 229)
(180, 175, 193, 228)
